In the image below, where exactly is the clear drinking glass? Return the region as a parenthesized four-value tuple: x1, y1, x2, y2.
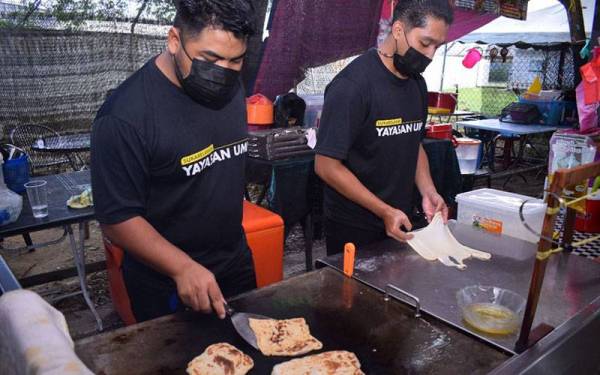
(24, 180, 48, 218)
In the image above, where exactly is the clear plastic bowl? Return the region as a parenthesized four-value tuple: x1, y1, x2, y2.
(456, 285, 526, 335)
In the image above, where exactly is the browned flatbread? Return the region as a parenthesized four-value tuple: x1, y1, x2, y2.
(271, 350, 364, 375)
(248, 317, 323, 356)
(186, 343, 253, 375)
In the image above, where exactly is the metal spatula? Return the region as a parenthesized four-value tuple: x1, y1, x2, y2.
(225, 303, 271, 350)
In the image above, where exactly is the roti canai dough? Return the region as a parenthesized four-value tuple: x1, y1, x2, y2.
(271, 350, 364, 375)
(248, 317, 323, 356)
(407, 212, 491, 269)
(186, 342, 254, 375)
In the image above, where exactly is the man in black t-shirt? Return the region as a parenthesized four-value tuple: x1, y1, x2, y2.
(91, 0, 256, 322)
(315, 0, 453, 255)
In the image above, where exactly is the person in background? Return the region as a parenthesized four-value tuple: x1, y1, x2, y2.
(315, 0, 453, 255)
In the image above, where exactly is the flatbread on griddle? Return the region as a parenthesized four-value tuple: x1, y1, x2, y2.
(186, 342, 253, 375)
(271, 350, 364, 375)
(248, 317, 323, 356)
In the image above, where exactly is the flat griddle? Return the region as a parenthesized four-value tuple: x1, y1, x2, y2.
(75, 268, 509, 374)
(316, 221, 600, 354)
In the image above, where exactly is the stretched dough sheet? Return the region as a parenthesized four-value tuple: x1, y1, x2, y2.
(407, 213, 491, 270)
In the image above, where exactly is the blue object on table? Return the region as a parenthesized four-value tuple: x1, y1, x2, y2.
(2, 154, 29, 193)
(518, 98, 568, 126)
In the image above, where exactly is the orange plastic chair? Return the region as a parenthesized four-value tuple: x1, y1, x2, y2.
(103, 201, 284, 325)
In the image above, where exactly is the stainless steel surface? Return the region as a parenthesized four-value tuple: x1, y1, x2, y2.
(385, 284, 421, 318)
(76, 268, 509, 374)
(316, 221, 600, 354)
(490, 295, 600, 374)
(225, 303, 270, 350)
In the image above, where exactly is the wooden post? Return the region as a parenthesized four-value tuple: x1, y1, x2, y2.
(559, 0, 587, 86)
(592, 1, 600, 48)
(515, 161, 600, 353)
(559, 0, 586, 43)
(514, 177, 559, 352)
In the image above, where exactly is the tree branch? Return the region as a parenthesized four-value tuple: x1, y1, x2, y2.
(131, 0, 150, 34)
(19, 0, 43, 26)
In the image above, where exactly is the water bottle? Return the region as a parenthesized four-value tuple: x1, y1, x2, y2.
(0, 153, 23, 226)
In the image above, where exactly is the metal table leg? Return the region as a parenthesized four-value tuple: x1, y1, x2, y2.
(66, 222, 103, 331)
(303, 214, 314, 271)
(0, 254, 21, 294)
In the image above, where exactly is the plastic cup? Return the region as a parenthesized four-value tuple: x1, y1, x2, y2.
(24, 180, 48, 218)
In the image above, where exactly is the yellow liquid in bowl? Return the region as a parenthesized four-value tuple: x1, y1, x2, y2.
(463, 303, 519, 335)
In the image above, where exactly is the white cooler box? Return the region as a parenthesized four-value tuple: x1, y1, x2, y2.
(456, 188, 547, 243)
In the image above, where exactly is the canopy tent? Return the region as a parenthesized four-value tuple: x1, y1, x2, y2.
(459, 0, 595, 45)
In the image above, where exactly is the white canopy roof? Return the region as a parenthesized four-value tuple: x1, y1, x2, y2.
(459, 0, 595, 45)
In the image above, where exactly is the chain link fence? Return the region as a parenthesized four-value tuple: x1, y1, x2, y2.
(0, 29, 166, 140)
(0, 0, 269, 142)
(445, 43, 576, 117)
(297, 42, 576, 119)
(428, 43, 577, 162)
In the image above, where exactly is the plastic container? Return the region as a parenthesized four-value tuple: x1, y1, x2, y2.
(456, 188, 547, 243)
(426, 123, 453, 140)
(455, 138, 481, 174)
(518, 98, 567, 126)
(2, 154, 29, 193)
(0, 153, 23, 226)
(299, 94, 324, 128)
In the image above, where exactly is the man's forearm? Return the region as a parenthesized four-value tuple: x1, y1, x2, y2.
(415, 145, 436, 196)
(315, 155, 392, 219)
(101, 216, 193, 279)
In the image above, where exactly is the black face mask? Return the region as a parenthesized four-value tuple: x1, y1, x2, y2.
(174, 39, 240, 108)
(393, 32, 432, 77)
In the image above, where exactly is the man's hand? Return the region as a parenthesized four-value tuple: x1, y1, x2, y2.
(422, 190, 448, 223)
(172, 260, 226, 319)
(381, 207, 414, 242)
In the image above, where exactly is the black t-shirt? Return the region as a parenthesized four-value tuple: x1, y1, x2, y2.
(315, 48, 427, 232)
(91, 57, 249, 282)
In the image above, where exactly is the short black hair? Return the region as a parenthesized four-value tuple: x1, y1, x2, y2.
(173, 0, 255, 39)
(392, 0, 454, 29)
